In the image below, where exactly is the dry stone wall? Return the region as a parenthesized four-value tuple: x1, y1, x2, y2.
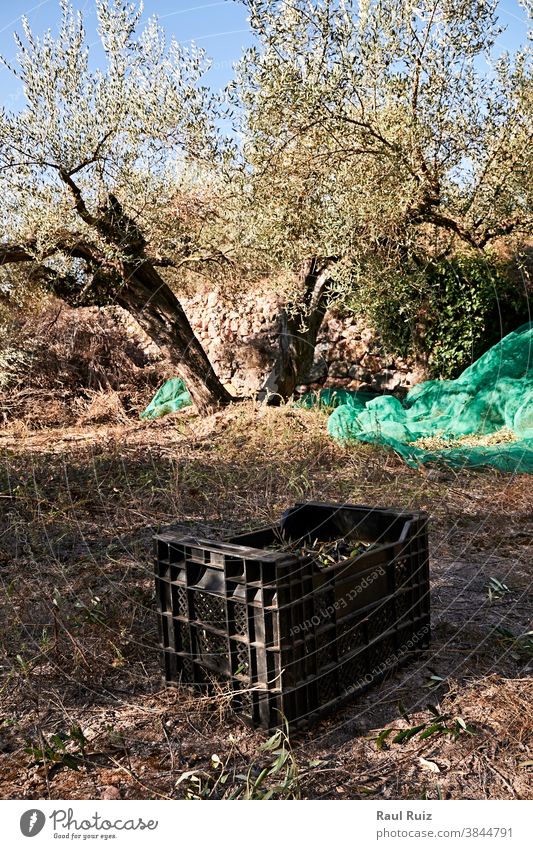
(182, 288, 425, 397)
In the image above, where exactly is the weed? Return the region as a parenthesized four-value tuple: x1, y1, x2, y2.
(425, 673, 447, 689)
(233, 723, 300, 800)
(495, 627, 533, 660)
(175, 718, 300, 800)
(485, 577, 512, 602)
(24, 726, 88, 772)
(375, 705, 477, 749)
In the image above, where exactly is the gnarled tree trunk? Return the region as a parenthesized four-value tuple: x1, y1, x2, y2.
(258, 258, 332, 402)
(91, 193, 234, 413)
(1, 181, 235, 414)
(118, 260, 232, 413)
(0, 238, 233, 414)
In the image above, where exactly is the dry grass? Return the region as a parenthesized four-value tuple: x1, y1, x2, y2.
(0, 301, 168, 427)
(0, 403, 532, 800)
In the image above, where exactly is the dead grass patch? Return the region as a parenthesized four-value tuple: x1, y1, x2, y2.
(0, 404, 531, 799)
(0, 301, 168, 427)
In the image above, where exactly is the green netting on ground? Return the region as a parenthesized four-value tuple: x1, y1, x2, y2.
(324, 322, 533, 472)
(140, 377, 192, 420)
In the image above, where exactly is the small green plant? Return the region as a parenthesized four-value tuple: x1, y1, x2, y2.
(175, 718, 300, 800)
(375, 705, 477, 749)
(15, 654, 31, 678)
(495, 627, 533, 660)
(420, 784, 445, 800)
(73, 595, 107, 626)
(110, 643, 126, 668)
(485, 577, 511, 602)
(25, 725, 88, 772)
(287, 469, 312, 500)
(425, 673, 447, 689)
(234, 723, 300, 800)
(175, 757, 228, 800)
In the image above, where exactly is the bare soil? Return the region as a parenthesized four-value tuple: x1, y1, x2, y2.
(0, 404, 532, 800)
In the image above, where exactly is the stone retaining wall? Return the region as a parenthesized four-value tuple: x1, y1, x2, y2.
(182, 288, 425, 397)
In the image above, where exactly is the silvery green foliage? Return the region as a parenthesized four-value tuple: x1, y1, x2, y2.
(232, 0, 532, 297)
(0, 0, 222, 269)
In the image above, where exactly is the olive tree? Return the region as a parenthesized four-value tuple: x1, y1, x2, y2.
(233, 0, 532, 398)
(0, 0, 234, 411)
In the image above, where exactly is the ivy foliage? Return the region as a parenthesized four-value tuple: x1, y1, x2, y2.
(343, 253, 530, 378)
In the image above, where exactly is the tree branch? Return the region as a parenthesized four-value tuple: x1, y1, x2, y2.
(0, 243, 37, 264)
(68, 130, 115, 177)
(407, 207, 480, 249)
(478, 218, 528, 249)
(59, 171, 99, 228)
(0, 236, 99, 267)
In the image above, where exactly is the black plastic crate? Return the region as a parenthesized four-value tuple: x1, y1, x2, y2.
(154, 502, 430, 731)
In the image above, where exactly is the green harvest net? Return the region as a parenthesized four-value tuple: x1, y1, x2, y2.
(322, 322, 533, 472)
(141, 323, 533, 472)
(140, 377, 192, 420)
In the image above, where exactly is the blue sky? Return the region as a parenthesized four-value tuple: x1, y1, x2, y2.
(0, 0, 529, 109)
(0, 0, 250, 107)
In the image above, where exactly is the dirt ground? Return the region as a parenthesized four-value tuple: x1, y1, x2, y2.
(0, 404, 532, 800)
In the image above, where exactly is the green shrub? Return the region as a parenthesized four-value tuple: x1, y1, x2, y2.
(344, 253, 530, 379)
